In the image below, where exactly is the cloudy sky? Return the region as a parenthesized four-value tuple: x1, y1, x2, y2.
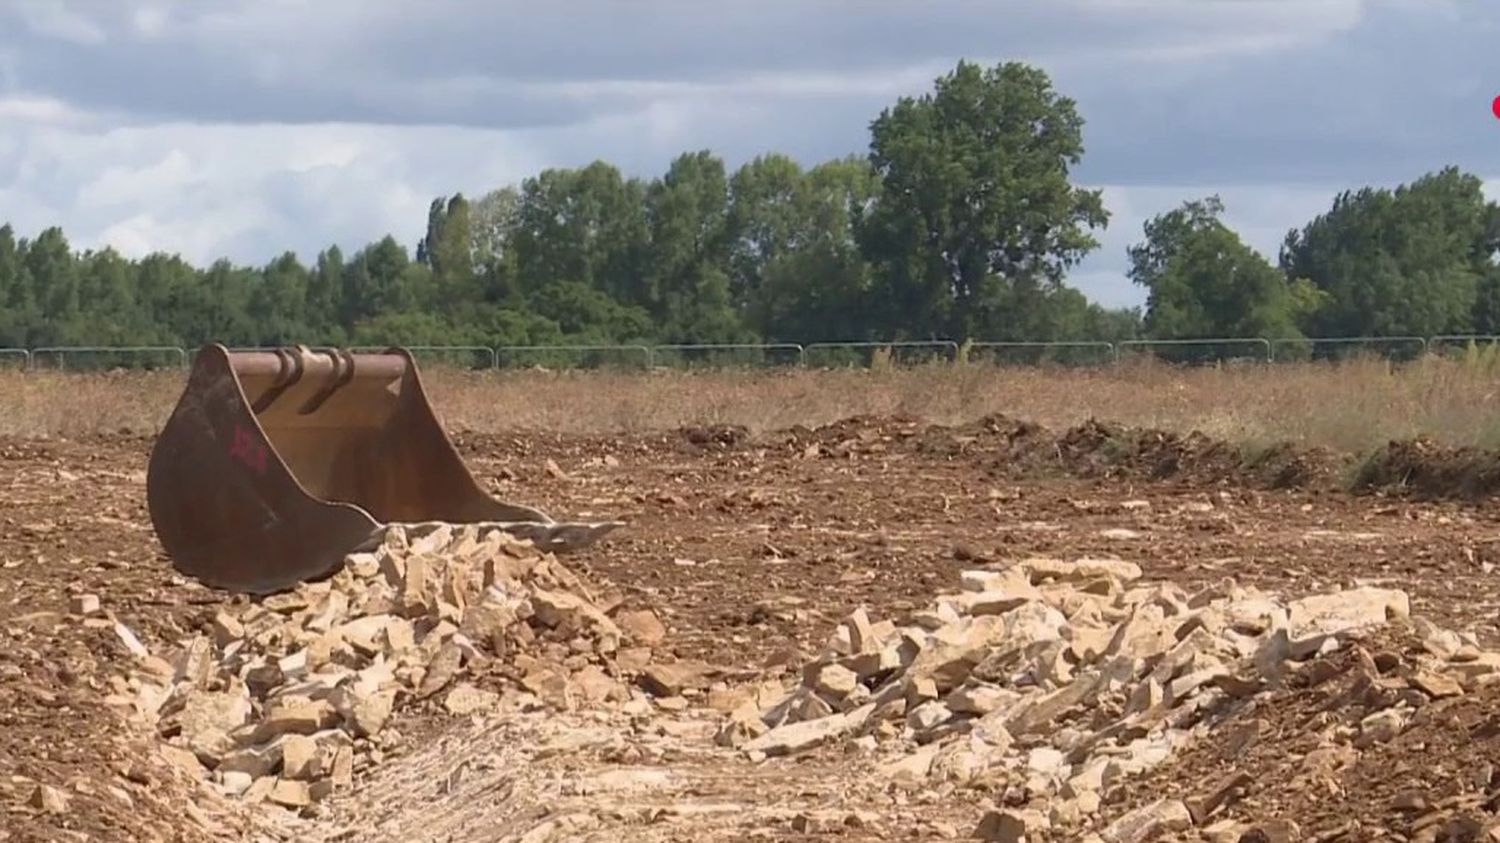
(0, 0, 1496, 309)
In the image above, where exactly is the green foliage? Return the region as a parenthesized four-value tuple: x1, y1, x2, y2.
(1131, 196, 1314, 340)
(860, 59, 1110, 341)
(1, 61, 1495, 362)
(1281, 167, 1500, 337)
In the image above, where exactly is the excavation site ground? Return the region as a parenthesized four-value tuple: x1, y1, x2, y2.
(6, 412, 1500, 841)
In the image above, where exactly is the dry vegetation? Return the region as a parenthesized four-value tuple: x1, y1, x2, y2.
(5, 353, 1500, 455)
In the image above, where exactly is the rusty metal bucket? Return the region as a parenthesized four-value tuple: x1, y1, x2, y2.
(146, 344, 624, 594)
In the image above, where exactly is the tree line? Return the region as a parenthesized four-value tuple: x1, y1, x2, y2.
(1, 59, 1496, 354)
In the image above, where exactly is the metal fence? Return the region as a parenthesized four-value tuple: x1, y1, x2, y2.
(964, 341, 1116, 367)
(0, 348, 30, 370)
(804, 341, 960, 367)
(29, 345, 188, 371)
(4, 336, 1497, 373)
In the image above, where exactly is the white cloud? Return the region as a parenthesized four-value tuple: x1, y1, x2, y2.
(0, 95, 93, 127)
(0, 119, 548, 264)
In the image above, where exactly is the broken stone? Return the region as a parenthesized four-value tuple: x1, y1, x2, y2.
(444, 682, 499, 716)
(172, 689, 253, 765)
(69, 593, 100, 615)
(279, 735, 321, 780)
(218, 743, 282, 779)
(249, 699, 338, 743)
(1021, 556, 1143, 583)
(810, 663, 860, 700)
(974, 809, 1049, 842)
(29, 784, 68, 814)
(571, 665, 623, 704)
(743, 704, 873, 757)
(1185, 770, 1253, 824)
(1355, 707, 1407, 747)
(639, 661, 711, 697)
(268, 778, 311, 808)
(905, 616, 1011, 692)
(879, 742, 940, 787)
(114, 621, 150, 659)
(845, 607, 877, 652)
(530, 588, 621, 639)
(212, 612, 245, 648)
(1412, 671, 1463, 699)
(1099, 798, 1192, 842)
(347, 689, 396, 737)
(330, 746, 354, 787)
(521, 668, 574, 711)
(417, 641, 463, 698)
(220, 771, 254, 797)
(1286, 586, 1409, 638)
(947, 683, 1019, 716)
(614, 610, 667, 646)
(906, 701, 952, 733)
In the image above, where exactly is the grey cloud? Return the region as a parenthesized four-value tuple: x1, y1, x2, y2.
(15, 0, 1480, 191)
(0, 0, 1497, 304)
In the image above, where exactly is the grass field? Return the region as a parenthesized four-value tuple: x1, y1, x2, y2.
(5, 353, 1500, 454)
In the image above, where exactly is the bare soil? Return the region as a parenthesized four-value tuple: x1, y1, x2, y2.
(4, 416, 1500, 841)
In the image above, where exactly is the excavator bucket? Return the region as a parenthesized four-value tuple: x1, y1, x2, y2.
(146, 344, 624, 594)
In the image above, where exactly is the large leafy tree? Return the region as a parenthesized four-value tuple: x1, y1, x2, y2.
(512, 162, 650, 308)
(860, 59, 1109, 341)
(749, 156, 881, 341)
(643, 150, 750, 343)
(726, 153, 807, 312)
(416, 194, 480, 308)
(1131, 196, 1321, 340)
(1280, 167, 1500, 337)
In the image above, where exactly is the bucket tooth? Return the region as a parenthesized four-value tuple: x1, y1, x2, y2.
(146, 343, 623, 594)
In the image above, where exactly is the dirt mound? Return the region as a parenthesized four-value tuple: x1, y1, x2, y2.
(762, 413, 1346, 493)
(677, 423, 751, 449)
(1352, 436, 1500, 500)
(1113, 624, 1500, 840)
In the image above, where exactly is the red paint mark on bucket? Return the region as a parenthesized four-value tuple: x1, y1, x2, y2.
(228, 424, 268, 475)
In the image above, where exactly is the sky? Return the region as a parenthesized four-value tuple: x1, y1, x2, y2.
(0, 0, 1497, 310)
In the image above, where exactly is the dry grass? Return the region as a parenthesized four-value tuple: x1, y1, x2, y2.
(5, 355, 1500, 455)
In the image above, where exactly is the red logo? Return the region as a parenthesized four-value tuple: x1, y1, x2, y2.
(228, 424, 268, 475)
(1493, 95, 1500, 120)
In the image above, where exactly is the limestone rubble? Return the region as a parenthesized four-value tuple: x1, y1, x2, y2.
(93, 525, 1500, 837)
(115, 522, 669, 813)
(721, 554, 1500, 838)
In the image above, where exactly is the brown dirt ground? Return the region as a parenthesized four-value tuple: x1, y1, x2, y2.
(5, 417, 1500, 840)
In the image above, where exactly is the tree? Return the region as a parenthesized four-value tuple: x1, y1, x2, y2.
(470, 187, 522, 304)
(513, 162, 650, 307)
(1130, 196, 1319, 340)
(416, 194, 478, 307)
(248, 252, 315, 345)
(340, 236, 417, 326)
(643, 150, 750, 343)
(1280, 167, 1500, 337)
(726, 153, 807, 311)
(861, 60, 1109, 341)
(0, 225, 37, 346)
(747, 156, 881, 341)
